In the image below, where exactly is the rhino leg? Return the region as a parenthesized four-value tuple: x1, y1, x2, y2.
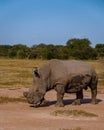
(90, 88, 97, 104)
(40, 98, 49, 106)
(90, 75, 98, 104)
(72, 89, 83, 105)
(55, 84, 65, 107)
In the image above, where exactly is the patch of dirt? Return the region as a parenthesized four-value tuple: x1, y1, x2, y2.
(0, 88, 104, 130)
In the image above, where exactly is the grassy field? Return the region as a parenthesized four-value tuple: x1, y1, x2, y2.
(0, 59, 104, 91)
(0, 59, 46, 88)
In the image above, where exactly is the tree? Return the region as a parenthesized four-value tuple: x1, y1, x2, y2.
(30, 43, 48, 59)
(45, 44, 57, 59)
(95, 44, 104, 58)
(66, 38, 91, 48)
(0, 38, 100, 60)
(66, 38, 97, 59)
(0, 45, 11, 57)
(8, 44, 30, 59)
(46, 45, 69, 59)
(30, 44, 66, 59)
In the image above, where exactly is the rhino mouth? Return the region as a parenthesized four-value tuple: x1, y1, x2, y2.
(23, 91, 49, 107)
(31, 98, 49, 107)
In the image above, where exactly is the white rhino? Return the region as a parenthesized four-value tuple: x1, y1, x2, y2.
(24, 59, 98, 107)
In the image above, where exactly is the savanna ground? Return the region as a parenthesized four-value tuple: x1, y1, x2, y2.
(0, 59, 104, 130)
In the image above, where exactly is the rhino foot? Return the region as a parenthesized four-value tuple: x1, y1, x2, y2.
(91, 99, 98, 105)
(55, 102, 64, 107)
(40, 99, 49, 106)
(72, 99, 81, 105)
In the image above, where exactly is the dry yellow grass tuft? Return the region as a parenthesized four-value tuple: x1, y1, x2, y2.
(0, 96, 26, 104)
(51, 109, 98, 117)
(87, 60, 104, 79)
(87, 60, 104, 93)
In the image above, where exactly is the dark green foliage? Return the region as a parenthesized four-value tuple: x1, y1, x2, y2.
(0, 38, 103, 60)
(46, 45, 67, 59)
(30, 44, 69, 59)
(8, 44, 31, 59)
(66, 38, 97, 60)
(95, 44, 104, 58)
(0, 45, 11, 57)
(66, 38, 91, 47)
(30, 43, 49, 59)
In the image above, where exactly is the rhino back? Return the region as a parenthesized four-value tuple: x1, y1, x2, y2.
(38, 59, 96, 88)
(49, 59, 95, 83)
(63, 60, 95, 75)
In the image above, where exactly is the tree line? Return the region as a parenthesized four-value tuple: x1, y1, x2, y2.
(0, 38, 104, 60)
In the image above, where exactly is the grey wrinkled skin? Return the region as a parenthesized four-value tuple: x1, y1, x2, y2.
(23, 59, 98, 107)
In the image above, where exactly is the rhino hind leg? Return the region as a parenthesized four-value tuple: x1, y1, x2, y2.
(90, 75, 98, 104)
(72, 89, 83, 105)
(90, 85, 98, 104)
(90, 89, 98, 104)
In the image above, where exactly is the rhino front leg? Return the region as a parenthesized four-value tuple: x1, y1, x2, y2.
(72, 89, 83, 105)
(55, 84, 65, 107)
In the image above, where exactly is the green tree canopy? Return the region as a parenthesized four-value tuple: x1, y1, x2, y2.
(95, 44, 104, 58)
(66, 38, 97, 59)
(0, 45, 11, 57)
(66, 38, 91, 48)
(0, 38, 103, 60)
(8, 44, 30, 59)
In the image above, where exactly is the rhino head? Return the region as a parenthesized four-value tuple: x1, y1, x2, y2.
(23, 91, 45, 107)
(23, 67, 46, 107)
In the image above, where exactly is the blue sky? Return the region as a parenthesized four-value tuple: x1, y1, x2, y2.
(0, 0, 104, 47)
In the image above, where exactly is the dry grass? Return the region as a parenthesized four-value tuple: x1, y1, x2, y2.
(0, 59, 46, 88)
(0, 96, 26, 104)
(87, 60, 104, 78)
(87, 60, 104, 93)
(51, 109, 98, 117)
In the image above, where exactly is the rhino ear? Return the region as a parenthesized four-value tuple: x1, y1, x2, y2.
(33, 67, 40, 78)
